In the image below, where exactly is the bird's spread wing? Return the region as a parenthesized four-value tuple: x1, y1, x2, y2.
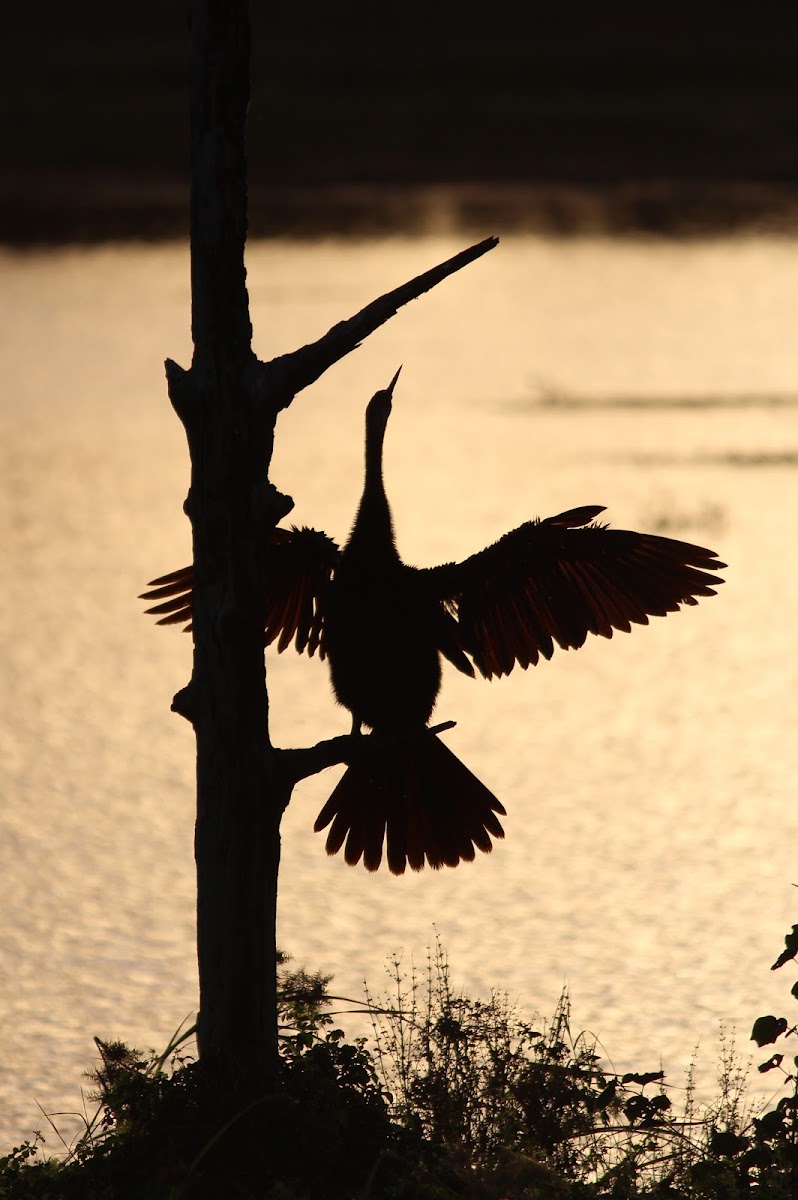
(421, 505, 726, 679)
(263, 526, 339, 656)
(140, 525, 339, 658)
(140, 565, 194, 628)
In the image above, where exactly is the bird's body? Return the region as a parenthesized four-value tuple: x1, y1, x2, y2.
(143, 369, 725, 875)
(324, 371, 444, 732)
(325, 556, 443, 732)
(315, 370, 506, 872)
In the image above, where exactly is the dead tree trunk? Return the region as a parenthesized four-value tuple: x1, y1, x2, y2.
(166, 0, 288, 1092)
(164, 0, 498, 1100)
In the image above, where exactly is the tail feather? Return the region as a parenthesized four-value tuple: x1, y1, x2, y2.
(356, 796, 387, 872)
(385, 786, 409, 874)
(314, 731, 506, 875)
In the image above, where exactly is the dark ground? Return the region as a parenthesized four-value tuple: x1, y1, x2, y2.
(4, 2, 798, 241)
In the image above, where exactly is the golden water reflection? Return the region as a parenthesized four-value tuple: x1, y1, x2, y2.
(0, 234, 796, 1148)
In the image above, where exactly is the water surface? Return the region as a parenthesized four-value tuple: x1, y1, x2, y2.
(1, 234, 796, 1148)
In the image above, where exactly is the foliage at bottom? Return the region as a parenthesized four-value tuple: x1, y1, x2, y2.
(1, 932, 797, 1199)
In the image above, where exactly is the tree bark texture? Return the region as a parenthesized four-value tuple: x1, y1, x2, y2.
(173, 0, 282, 1093)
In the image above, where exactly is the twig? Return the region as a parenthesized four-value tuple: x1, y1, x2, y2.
(34, 1100, 72, 1153)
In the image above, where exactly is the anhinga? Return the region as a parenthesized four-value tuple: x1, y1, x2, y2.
(143, 368, 725, 875)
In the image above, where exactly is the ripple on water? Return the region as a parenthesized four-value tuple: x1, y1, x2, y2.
(1, 235, 797, 1148)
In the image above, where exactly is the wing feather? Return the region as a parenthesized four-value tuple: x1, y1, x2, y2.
(141, 525, 339, 656)
(141, 566, 194, 630)
(422, 508, 725, 679)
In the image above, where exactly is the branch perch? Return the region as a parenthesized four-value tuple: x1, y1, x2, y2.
(266, 236, 499, 407)
(274, 720, 458, 797)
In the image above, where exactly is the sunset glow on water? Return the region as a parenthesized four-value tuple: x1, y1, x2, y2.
(1, 234, 796, 1147)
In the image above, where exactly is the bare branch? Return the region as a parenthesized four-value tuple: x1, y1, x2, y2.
(266, 237, 499, 407)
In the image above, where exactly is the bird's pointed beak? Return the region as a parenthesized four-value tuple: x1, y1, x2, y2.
(386, 365, 402, 396)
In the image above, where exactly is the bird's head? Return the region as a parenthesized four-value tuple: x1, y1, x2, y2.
(366, 365, 402, 436)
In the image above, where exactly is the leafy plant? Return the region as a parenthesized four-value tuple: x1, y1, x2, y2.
(5, 928, 798, 1198)
(742, 920, 798, 1195)
(365, 935, 675, 1192)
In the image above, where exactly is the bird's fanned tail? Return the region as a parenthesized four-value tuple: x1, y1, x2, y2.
(314, 730, 506, 874)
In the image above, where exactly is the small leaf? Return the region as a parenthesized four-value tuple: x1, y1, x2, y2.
(751, 1015, 788, 1047)
(710, 1128, 748, 1157)
(791, 980, 798, 1002)
(758, 1053, 784, 1073)
(771, 925, 798, 971)
(622, 1070, 666, 1086)
(756, 1108, 786, 1140)
(593, 1080, 617, 1111)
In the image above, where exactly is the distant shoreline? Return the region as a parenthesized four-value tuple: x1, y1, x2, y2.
(5, 17, 798, 244)
(3, 178, 798, 245)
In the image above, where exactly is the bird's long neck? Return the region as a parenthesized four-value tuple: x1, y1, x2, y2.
(348, 411, 397, 558)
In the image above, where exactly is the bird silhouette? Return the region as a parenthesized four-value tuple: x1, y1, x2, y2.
(142, 367, 725, 874)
